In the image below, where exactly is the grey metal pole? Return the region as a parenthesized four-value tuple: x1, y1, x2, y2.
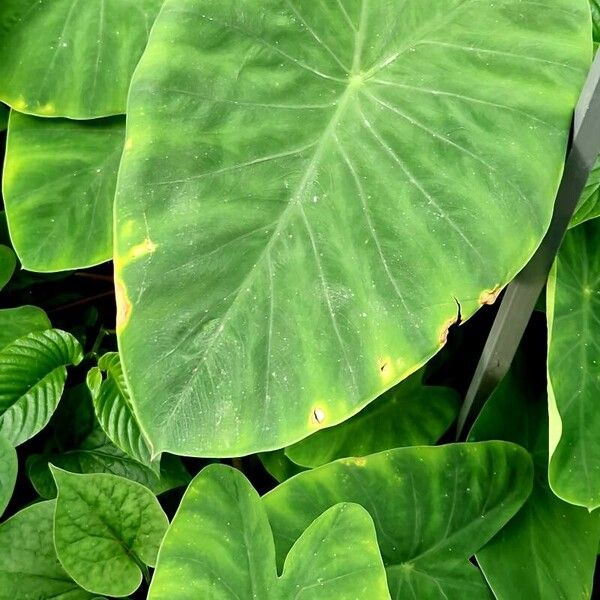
(456, 50, 600, 439)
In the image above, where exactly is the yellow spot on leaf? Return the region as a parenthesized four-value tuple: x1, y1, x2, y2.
(38, 103, 55, 115)
(352, 457, 367, 467)
(439, 316, 458, 346)
(115, 280, 132, 332)
(13, 98, 27, 111)
(130, 238, 157, 259)
(310, 406, 326, 427)
(378, 357, 394, 381)
(124, 137, 133, 151)
(479, 285, 501, 305)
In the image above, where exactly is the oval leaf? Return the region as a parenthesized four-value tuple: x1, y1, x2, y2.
(0, 329, 83, 445)
(3, 112, 124, 272)
(0, 0, 164, 118)
(264, 442, 533, 599)
(51, 467, 169, 597)
(115, 0, 590, 457)
(149, 464, 390, 600)
(0, 434, 16, 518)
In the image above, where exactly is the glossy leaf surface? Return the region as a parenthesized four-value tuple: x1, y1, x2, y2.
(470, 354, 600, 599)
(264, 442, 533, 599)
(0, 434, 16, 517)
(0, 305, 51, 351)
(0, 245, 16, 290)
(149, 464, 390, 600)
(547, 219, 600, 508)
(52, 468, 169, 597)
(0, 0, 163, 118)
(285, 369, 458, 467)
(0, 329, 83, 445)
(0, 501, 93, 600)
(571, 156, 600, 227)
(4, 112, 124, 272)
(115, 0, 591, 456)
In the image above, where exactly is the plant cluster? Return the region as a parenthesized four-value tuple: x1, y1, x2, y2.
(1, 1, 600, 599)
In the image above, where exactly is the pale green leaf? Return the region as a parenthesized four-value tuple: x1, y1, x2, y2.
(0, 305, 51, 351)
(0, 0, 164, 118)
(3, 112, 124, 272)
(0, 434, 16, 518)
(0, 501, 93, 600)
(149, 464, 390, 600)
(0, 329, 83, 445)
(52, 468, 169, 597)
(115, 0, 591, 457)
(264, 442, 533, 599)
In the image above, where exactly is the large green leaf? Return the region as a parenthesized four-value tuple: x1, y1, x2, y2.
(0, 0, 164, 118)
(87, 352, 155, 469)
(547, 219, 600, 508)
(0, 501, 93, 600)
(264, 442, 533, 599)
(115, 0, 591, 457)
(0, 305, 51, 351)
(285, 369, 458, 467)
(0, 329, 83, 445)
(0, 434, 16, 518)
(52, 468, 169, 597)
(469, 354, 600, 599)
(0, 244, 16, 290)
(3, 112, 124, 272)
(149, 463, 390, 599)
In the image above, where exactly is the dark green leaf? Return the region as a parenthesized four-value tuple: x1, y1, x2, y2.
(0, 434, 16, 518)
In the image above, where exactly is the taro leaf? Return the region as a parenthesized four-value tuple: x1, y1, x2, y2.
(0, 104, 7, 131)
(259, 449, 307, 483)
(3, 112, 124, 272)
(0, 329, 83, 446)
(547, 219, 600, 508)
(0, 0, 164, 118)
(285, 369, 459, 468)
(28, 428, 189, 499)
(571, 156, 600, 227)
(0, 500, 93, 600)
(115, 0, 591, 457)
(87, 352, 155, 470)
(0, 305, 51, 351)
(51, 468, 169, 597)
(0, 245, 16, 290)
(264, 442, 533, 599)
(469, 354, 600, 600)
(149, 463, 390, 600)
(0, 434, 16, 518)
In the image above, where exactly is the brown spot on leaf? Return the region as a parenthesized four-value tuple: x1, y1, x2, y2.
(439, 316, 458, 346)
(311, 407, 326, 425)
(115, 280, 132, 332)
(479, 285, 501, 305)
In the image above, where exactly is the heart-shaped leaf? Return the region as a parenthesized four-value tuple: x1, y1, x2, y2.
(51, 467, 169, 597)
(0, 500, 93, 600)
(87, 352, 155, 470)
(469, 352, 600, 600)
(0, 329, 83, 445)
(264, 442, 533, 599)
(285, 369, 459, 467)
(149, 463, 390, 599)
(0, 434, 16, 518)
(114, 0, 590, 457)
(0, 306, 51, 351)
(3, 112, 124, 272)
(0, 0, 164, 118)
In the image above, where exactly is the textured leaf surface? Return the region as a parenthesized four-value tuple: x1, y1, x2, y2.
(571, 155, 600, 227)
(0, 501, 93, 600)
(52, 468, 169, 597)
(87, 352, 154, 469)
(149, 464, 390, 600)
(470, 355, 600, 600)
(591, 0, 600, 43)
(547, 219, 600, 508)
(0, 434, 16, 517)
(0, 244, 16, 290)
(4, 112, 124, 271)
(264, 442, 533, 599)
(0, 305, 51, 351)
(286, 369, 458, 467)
(0, 329, 83, 445)
(115, 0, 591, 457)
(0, 0, 163, 118)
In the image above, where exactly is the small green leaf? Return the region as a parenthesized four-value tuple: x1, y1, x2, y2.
(0, 329, 83, 445)
(0, 434, 16, 518)
(547, 219, 600, 508)
(0, 500, 93, 600)
(285, 370, 459, 467)
(149, 464, 390, 600)
(0, 305, 51, 351)
(469, 354, 600, 600)
(87, 352, 155, 470)
(265, 442, 533, 599)
(0, 244, 16, 290)
(3, 112, 124, 272)
(51, 468, 169, 597)
(0, 0, 164, 118)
